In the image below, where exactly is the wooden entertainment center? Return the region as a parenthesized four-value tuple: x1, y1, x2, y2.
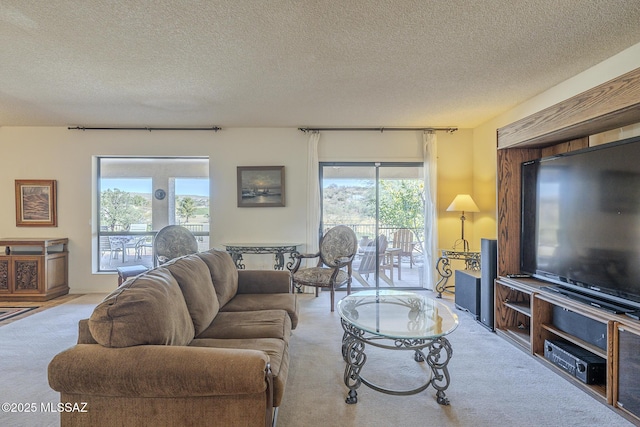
(496, 67, 640, 423)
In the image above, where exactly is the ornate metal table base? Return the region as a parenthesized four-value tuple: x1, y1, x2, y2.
(435, 250, 480, 298)
(223, 244, 300, 270)
(341, 318, 453, 405)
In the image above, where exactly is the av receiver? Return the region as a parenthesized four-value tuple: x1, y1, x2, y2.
(543, 340, 605, 385)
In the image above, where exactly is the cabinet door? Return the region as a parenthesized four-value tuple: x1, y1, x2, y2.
(617, 326, 640, 418)
(0, 259, 9, 293)
(12, 256, 42, 293)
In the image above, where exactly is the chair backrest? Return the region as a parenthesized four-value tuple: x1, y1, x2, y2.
(319, 225, 358, 268)
(99, 236, 112, 252)
(393, 229, 415, 252)
(357, 235, 388, 274)
(153, 225, 198, 264)
(129, 223, 148, 232)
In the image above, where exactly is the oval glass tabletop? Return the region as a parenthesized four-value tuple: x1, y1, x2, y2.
(337, 290, 459, 339)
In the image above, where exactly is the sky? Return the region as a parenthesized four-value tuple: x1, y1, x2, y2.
(101, 178, 209, 196)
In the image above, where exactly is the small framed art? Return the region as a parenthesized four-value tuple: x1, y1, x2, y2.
(15, 179, 58, 227)
(237, 166, 285, 207)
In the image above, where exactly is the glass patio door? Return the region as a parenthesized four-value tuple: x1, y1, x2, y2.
(320, 162, 425, 289)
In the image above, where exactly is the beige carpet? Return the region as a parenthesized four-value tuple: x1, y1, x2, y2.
(0, 291, 635, 427)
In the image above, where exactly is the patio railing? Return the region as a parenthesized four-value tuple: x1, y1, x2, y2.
(323, 222, 424, 253)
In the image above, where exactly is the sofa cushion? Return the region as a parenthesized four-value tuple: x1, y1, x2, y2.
(221, 293, 299, 329)
(163, 254, 220, 336)
(189, 338, 289, 407)
(89, 268, 195, 348)
(196, 249, 239, 307)
(196, 310, 291, 341)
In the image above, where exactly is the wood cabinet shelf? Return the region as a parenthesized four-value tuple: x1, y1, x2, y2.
(536, 355, 608, 400)
(503, 327, 530, 347)
(0, 238, 69, 301)
(495, 279, 532, 352)
(504, 301, 531, 316)
(541, 323, 607, 359)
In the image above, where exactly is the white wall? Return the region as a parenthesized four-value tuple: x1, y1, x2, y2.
(0, 126, 473, 293)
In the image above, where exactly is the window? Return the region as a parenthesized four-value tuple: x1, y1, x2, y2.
(96, 157, 209, 272)
(321, 162, 425, 289)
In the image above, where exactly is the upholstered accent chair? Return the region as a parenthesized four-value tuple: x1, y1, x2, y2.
(153, 225, 198, 265)
(289, 225, 358, 311)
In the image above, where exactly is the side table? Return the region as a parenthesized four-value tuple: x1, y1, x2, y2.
(435, 249, 480, 298)
(222, 243, 301, 270)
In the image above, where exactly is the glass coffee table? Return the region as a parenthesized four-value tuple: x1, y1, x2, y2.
(337, 290, 459, 405)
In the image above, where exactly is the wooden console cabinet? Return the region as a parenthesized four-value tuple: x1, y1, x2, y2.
(495, 276, 640, 423)
(496, 67, 640, 424)
(0, 238, 69, 301)
(495, 278, 611, 401)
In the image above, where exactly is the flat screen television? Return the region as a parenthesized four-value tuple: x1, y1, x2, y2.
(521, 135, 640, 312)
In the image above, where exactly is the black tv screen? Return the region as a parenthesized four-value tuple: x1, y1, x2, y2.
(521, 135, 640, 310)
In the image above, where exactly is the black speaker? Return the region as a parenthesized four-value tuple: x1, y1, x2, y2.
(480, 238, 497, 330)
(552, 306, 607, 350)
(455, 270, 481, 319)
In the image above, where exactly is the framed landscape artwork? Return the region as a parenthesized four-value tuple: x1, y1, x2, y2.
(15, 179, 58, 227)
(237, 166, 285, 207)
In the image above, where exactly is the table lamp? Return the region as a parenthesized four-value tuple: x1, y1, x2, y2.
(446, 194, 480, 252)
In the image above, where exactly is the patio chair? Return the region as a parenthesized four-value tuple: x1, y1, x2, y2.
(352, 234, 394, 287)
(128, 223, 150, 259)
(392, 229, 417, 268)
(289, 225, 358, 312)
(153, 225, 198, 265)
(99, 236, 121, 266)
(104, 236, 131, 263)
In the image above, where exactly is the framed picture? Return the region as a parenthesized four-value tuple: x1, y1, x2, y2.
(15, 180, 58, 227)
(237, 166, 285, 207)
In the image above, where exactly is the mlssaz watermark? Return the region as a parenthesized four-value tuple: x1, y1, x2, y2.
(2, 402, 88, 413)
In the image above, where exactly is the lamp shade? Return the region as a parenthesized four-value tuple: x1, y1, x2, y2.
(446, 194, 480, 213)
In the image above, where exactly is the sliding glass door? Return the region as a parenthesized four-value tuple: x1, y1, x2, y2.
(321, 162, 425, 289)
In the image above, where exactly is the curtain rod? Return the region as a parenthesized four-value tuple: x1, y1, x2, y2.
(298, 126, 457, 133)
(68, 126, 222, 131)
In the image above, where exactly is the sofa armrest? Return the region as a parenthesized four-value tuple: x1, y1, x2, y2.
(77, 319, 98, 344)
(237, 270, 290, 294)
(48, 344, 271, 397)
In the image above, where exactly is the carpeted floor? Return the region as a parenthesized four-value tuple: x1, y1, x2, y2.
(0, 290, 636, 427)
(0, 293, 104, 427)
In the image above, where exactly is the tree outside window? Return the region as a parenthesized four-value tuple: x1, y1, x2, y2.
(100, 188, 149, 231)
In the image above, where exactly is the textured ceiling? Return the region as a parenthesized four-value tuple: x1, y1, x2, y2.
(1, 1, 640, 128)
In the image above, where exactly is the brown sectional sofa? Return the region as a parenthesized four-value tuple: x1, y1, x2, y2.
(48, 249, 298, 427)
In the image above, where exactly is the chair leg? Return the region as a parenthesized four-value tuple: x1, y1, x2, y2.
(315, 287, 319, 297)
(330, 287, 335, 312)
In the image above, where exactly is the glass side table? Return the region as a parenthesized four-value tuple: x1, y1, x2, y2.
(435, 249, 481, 297)
(337, 290, 459, 405)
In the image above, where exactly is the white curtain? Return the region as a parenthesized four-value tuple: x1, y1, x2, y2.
(306, 131, 321, 258)
(423, 131, 438, 290)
